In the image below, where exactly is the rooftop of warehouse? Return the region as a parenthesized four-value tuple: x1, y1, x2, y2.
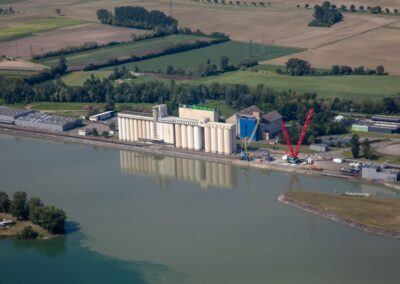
(90, 110, 115, 117)
(119, 110, 152, 117)
(238, 105, 262, 116)
(262, 110, 282, 122)
(159, 116, 199, 123)
(16, 112, 80, 125)
(0, 106, 31, 117)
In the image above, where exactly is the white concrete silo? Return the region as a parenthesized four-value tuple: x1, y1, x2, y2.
(194, 126, 203, 151)
(217, 127, 224, 154)
(204, 126, 211, 153)
(224, 128, 232, 155)
(187, 125, 194, 150)
(211, 127, 218, 153)
(175, 124, 182, 148)
(181, 124, 188, 149)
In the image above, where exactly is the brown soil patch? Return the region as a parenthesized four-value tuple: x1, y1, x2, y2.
(0, 58, 46, 71)
(0, 23, 148, 58)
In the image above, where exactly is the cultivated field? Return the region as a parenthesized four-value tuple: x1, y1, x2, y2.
(199, 69, 400, 100)
(0, 17, 87, 42)
(101, 41, 304, 73)
(37, 34, 211, 70)
(0, 23, 147, 59)
(267, 22, 400, 75)
(0, 58, 46, 71)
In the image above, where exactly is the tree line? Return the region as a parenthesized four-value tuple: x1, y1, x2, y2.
(0, 191, 66, 237)
(280, 58, 388, 76)
(301, 2, 399, 15)
(97, 6, 178, 32)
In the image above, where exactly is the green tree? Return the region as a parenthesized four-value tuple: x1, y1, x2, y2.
(220, 55, 230, 72)
(30, 206, 66, 234)
(10, 191, 28, 220)
(16, 226, 39, 240)
(27, 197, 44, 217)
(0, 191, 10, 213)
(350, 134, 360, 158)
(376, 65, 385, 75)
(362, 138, 372, 159)
(96, 9, 113, 24)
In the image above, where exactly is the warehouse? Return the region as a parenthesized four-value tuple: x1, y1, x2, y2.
(117, 104, 237, 155)
(352, 119, 400, 134)
(226, 106, 282, 140)
(15, 112, 82, 131)
(0, 106, 33, 124)
(362, 165, 400, 182)
(89, 110, 114, 122)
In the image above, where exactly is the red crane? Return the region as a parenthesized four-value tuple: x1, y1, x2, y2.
(281, 108, 314, 163)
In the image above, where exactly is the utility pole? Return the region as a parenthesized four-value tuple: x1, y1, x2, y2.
(169, 0, 173, 16)
(30, 40, 34, 58)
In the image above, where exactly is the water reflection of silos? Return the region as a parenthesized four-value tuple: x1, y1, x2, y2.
(119, 150, 237, 189)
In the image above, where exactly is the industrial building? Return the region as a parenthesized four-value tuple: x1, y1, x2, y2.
(117, 104, 237, 155)
(89, 110, 114, 122)
(0, 106, 33, 124)
(226, 106, 282, 141)
(362, 165, 400, 182)
(352, 117, 400, 134)
(15, 112, 82, 132)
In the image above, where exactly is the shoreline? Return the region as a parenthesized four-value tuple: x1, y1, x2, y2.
(278, 194, 400, 240)
(0, 124, 398, 190)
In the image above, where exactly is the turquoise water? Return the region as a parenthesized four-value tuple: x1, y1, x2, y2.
(1, 133, 400, 284)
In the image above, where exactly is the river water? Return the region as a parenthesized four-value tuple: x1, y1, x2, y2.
(1, 133, 400, 284)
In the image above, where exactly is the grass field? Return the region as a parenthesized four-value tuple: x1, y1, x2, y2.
(284, 192, 400, 234)
(198, 69, 400, 100)
(101, 41, 305, 73)
(0, 18, 87, 42)
(37, 34, 209, 69)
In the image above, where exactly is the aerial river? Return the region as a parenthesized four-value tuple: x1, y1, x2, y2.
(1, 133, 400, 284)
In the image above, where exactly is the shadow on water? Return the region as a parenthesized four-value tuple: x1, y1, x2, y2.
(1, 230, 187, 284)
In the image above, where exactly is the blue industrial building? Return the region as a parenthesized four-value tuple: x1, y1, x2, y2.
(239, 117, 259, 141)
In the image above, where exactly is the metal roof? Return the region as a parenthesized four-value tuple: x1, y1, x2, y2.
(262, 110, 282, 122)
(238, 105, 262, 116)
(16, 112, 79, 125)
(0, 106, 32, 118)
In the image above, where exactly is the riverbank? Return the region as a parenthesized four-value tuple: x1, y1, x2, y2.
(279, 192, 400, 240)
(0, 213, 53, 240)
(0, 124, 399, 191)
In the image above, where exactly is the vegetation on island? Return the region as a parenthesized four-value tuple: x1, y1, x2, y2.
(308, 1, 343, 27)
(0, 191, 66, 240)
(282, 192, 400, 238)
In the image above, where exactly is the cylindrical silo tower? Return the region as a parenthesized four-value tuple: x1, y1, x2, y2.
(187, 125, 194, 150)
(224, 128, 232, 155)
(217, 127, 224, 154)
(204, 126, 211, 153)
(194, 126, 203, 151)
(175, 124, 182, 148)
(211, 127, 218, 153)
(118, 117, 122, 140)
(181, 124, 188, 149)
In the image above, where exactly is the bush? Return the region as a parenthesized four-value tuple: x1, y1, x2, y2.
(16, 226, 38, 240)
(309, 2, 343, 27)
(30, 206, 66, 234)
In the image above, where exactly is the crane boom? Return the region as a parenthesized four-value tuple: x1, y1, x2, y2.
(241, 119, 260, 160)
(281, 108, 314, 161)
(294, 109, 314, 157)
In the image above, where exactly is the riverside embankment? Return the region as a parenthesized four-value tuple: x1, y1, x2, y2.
(1, 123, 399, 190)
(279, 193, 400, 240)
